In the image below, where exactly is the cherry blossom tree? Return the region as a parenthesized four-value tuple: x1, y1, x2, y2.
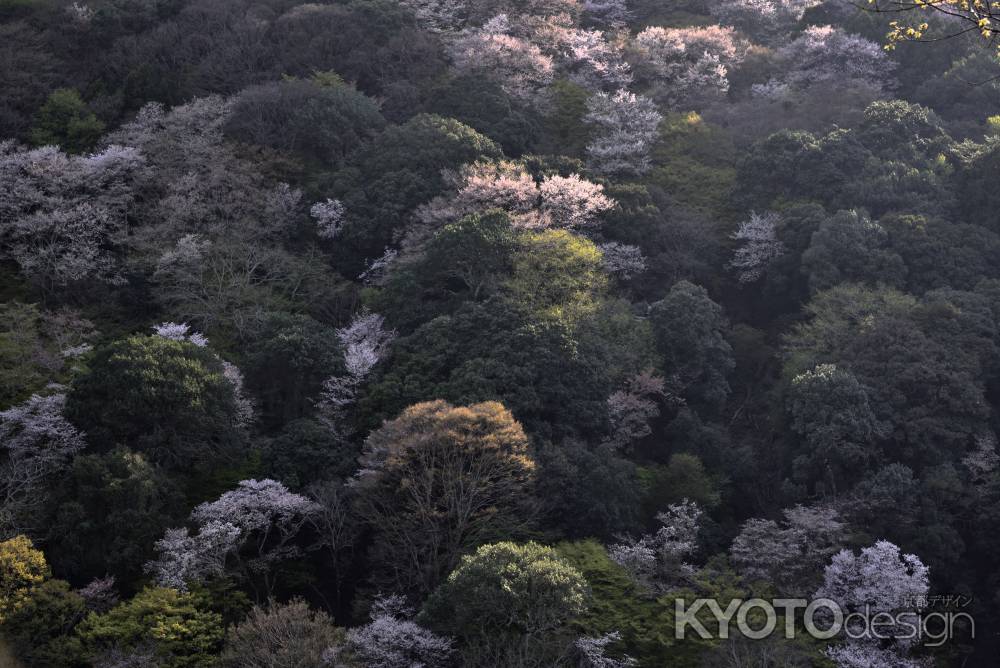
(574, 631, 637, 668)
(152, 322, 208, 347)
(709, 0, 820, 43)
(0, 141, 144, 290)
(450, 27, 555, 103)
(817, 539, 929, 617)
(317, 311, 395, 432)
(358, 248, 399, 285)
(146, 521, 242, 591)
(583, 89, 662, 175)
(631, 26, 746, 109)
(331, 594, 454, 668)
(538, 173, 615, 228)
(532, 19, 632, 90)
(415, 161, 614, 233)
(310, 199, 346, 240)
(583, 0, 632, 27)
(77, 576, 119, 613)
(598, 241, 647, 279)
(185, 479, 320, 596)
(816, 540, 930, 667)
(0, 393, 85, 537)
(399, 0, 467, 32)
(604, 370, 671, 449)
(963, 431, 1000, 486)
(730, 505, 845, 594)
(729, 211, 785, 283)
(105, 96, 303, 252)
(753, 26, 895, 99)
(608, 499, 702, 593)
(825, 642, 928, 668)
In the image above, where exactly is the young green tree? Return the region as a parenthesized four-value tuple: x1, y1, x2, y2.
(28, 89, 104, 154)
(422, 541, 589, 665)
(77, 587, 224, 668)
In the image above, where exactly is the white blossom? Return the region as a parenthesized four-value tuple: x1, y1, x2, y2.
(156, 234, 211, 274)
(730, 504, 844, 594)
(609, 499, 702, 593)
(757, 26, 894, 95)
(825, 641, 928, 668)
(729, 211, 785, 283)
(399, 0, 467, 32)
(0, 394, 85, 537)
(598, 242, 647, 279)
(222, 361, 255, 428)
(450, 31, 554, 102)
(963, 432, 1000, 484)
(358, 248, 398, 285)
(604, 370, 670, 448)
(584, 90, 662, 175)
(145, 521, 241, 591)
(152, 322, 208, 346)
(709, 0, 820, 42)
(539, 173, 614, 228)
(816, 540, 929, 617)
(574, 631, 637, 668)
(0, 143, 143, 288)
(311, 199, 346, 240)
(416, 161, 614, 232)
(532, 21, 633, 90)
(77, 576, 119, 613)
(337, 595, 454, 668)
(632, 26, 746, 109)
(317, 312, 395, 434)
(187, 479, 319, 590)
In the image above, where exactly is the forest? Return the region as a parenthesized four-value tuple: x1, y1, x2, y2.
(1, 0, 999, 665)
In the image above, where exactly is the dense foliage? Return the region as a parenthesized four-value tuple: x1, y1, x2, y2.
(1, 0, 998, 665)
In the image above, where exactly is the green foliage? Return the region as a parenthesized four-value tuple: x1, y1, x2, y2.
(0, 302, 44, 407)
(429, 74, 542, 156)
(422, 541, 588, 663)
(801, 209, 907, 292)
(337, 114, 503, 260)
(785, 364, 883, 496)
(65, 335, 243, 469)
(2, 579, 86, 668)
(650, 281, 733, 412)
(555, 540, 731, 667)
(646, 112, 737, 218)
(28, 88, 104, 154)
(504, 229, 607, 325)
(360, 301, 614, 440)
(786, 283, 998, 467)
(43, 447, 186, 586)
(372, 211, 519, 332)
(78, 587, 225, 668)
(639, 453, 722, 519)
(534, 439, 642, 540)
(538, 79, 591, 158)
(260, 418, 358, 489)
(225, 78, 385, 165)
(242, 313, 343, 429)
(954, 135, 1000, 230)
